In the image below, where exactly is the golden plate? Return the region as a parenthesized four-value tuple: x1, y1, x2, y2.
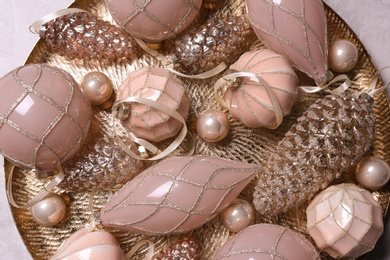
(5, 0, 390, 259)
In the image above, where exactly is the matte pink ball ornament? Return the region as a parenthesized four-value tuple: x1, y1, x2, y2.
(245, 0, 333, 86)
(306, 183, 383, 259)
(0, 64, 91, 172)
(99, 156, 259, 235)
(224, 49, 298, 129)
(105, 0, 202, 43)
(116, 67, 190, 143)
(213, 224, 320, 259)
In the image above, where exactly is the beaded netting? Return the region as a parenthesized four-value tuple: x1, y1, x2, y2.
(4, 0, 390, 259)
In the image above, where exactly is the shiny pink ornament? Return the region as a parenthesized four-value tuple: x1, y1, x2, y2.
(213, 224, 320, 259)
(225, 49, 298, 129)
(0, 64, 91, 172)
(306, 183, 383, 259)
(116, 67, 190, 142)
(51, 227, 125, 260)
(246, 0, 332, 85)
(100, 156, 259, 235)
(105, 0, 202, 43)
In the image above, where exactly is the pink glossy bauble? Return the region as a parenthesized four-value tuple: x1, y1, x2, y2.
(100, 156, 259, 235)
(51, 227, 125, 260)
(116, 67, 190, 142)
(0, 64, 91, 172)
(213, 224, 320, 259)
(246, 0, 332, 85)
(105, 0, 202, 43)
(225, 49, 298, 129)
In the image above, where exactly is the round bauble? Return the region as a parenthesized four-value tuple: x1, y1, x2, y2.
(329, 39, 359, 73)
(225, 49, 298, 129)
(116, 67, 190, 142)
(0, 64, 91, 172)
(196, 109, 230, 143)
(30, 193, 67, 227)
(355, 156, 390, 190)
(220, 198, 255, 233)
(80, 72, 113, 106)
(105, 0, 202, 43)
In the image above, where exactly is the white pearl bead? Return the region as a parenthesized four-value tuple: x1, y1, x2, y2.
(329, 39, 358, 73)
(80, 72, 113, 105)
(196, 109, 230, 143)
(355, 156, 390, 190)
(220, 198, 255, 233)
(31, 193, 67, 227)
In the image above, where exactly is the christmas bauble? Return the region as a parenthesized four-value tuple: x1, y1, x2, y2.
(306, 183, 383, 259)
(355, 156, 390, 191)
(0, 64, 91, 172)
(105, 0, 202, 43)
(329, 39, 359, 73)
(30, 193, 67, 227)
(225, 49, 298, 129)
(116, 67, 190, 142)
(213, 224, 320, 259)
(246, 0, 332, 86)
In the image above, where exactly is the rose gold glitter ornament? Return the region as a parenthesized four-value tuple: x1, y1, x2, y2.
(155, 237, 201, 260)
(306, 183, 383, 259)
(253, 92, 375, 216)
(224, 49, 298, 129)
(99, 156, 259, 235)
(166, 15, 254, 74)
(0, 64, 91, 172)
(40, 11, 137, 61)
(116, 67, 190, 142)
(213, 224, 320, 259)
(105, 0, 202, 44)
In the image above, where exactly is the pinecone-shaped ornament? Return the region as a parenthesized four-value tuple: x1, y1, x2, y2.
(253, 92, 376, 215)
(59, 136, 144, 191)
(155, 237, 201, 260)
(165, 15, 255, 74)
(40, 11, 137, 60)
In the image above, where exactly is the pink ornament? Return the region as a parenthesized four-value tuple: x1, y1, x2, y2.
(0, 64, 91, 172)
(306, 183, 383, 259)
(116, 67, 190, 142)
(213, 224, 320, 259)
(100, 156, 259, 235)
(246, 0, 332, 85)
(225, 49, 298, 129)
(51, 227, 125, 260)
(105, 0, 202, 43)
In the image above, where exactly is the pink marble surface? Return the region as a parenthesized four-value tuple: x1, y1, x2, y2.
(0, 0, 389, 259)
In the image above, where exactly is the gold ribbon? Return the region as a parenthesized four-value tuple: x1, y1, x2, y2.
(6, 165, 65, 209)
(213, 71, 284, 129)
(30, 8, 87, 34)
(133, 37, 227, 79)
(112, 96, 192, 161)
(299, 74, 351, 95)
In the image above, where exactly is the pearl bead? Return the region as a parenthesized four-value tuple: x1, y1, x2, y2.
(31, 193, 67, 227)
(220, 198, 255, 233)
(80, 72, 113, 105)
(196, 109, 230, 143)
(355, 156, 390, 190)
(329, 39, 358, 73)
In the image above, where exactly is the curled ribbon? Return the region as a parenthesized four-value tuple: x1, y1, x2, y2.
(125, 240, 154, 260)
(213, 71, 284, 129)
(112, 96, 192, 161)
(6, 165, 65, 209)
(299, 74, 352, 95)
(30, 8, 87, 34)
(134, 37, 227, 79)
(362, 66, 390, 97)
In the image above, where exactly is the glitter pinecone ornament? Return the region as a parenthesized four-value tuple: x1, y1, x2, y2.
(59, 136, 144, 191)
(40, 11, 137, 60)
(165, 15, 254, 74)
(253, 92, 376, 215)
(155, 237, 201, 260)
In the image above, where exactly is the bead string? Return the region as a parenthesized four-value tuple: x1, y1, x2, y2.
(6, 165, 65, 209)
(213, 71, 283, 129)
(112, 96, 193, 160)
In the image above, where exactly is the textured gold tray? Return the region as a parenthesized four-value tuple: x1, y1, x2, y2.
(5, 0, 390, 259)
